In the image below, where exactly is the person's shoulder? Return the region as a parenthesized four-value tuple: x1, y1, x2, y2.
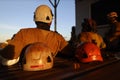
(80, 32, 92, 35)
(87, 32, 98, 36)
(18, 28, 40, 32)
(115, 21, 120, 25)
(49, 31, 64, 38)
(20, 28, 37, 31)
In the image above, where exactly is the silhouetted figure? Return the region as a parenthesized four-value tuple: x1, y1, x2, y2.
(78, 18, 106, 49)
(105, 11, 120, 51)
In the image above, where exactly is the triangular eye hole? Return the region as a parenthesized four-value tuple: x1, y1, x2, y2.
(47, 56, 51, 62)
(82, 52, 88, 58)
(46, 16, 50, 20)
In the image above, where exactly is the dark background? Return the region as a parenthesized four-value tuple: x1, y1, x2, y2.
(91, 0, 120, 25)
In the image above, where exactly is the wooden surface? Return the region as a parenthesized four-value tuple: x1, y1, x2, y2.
(0, 56, 120, 80)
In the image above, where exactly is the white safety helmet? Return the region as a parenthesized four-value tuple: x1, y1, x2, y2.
(107, 12, 118, 18)
(23, 42, 53, 71)
(34, 5, 53, 23)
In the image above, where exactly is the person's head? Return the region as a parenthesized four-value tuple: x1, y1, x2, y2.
(81, 18, 97, 32)
(34, 5, 53, 30)
(107, 12, 118, 23)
